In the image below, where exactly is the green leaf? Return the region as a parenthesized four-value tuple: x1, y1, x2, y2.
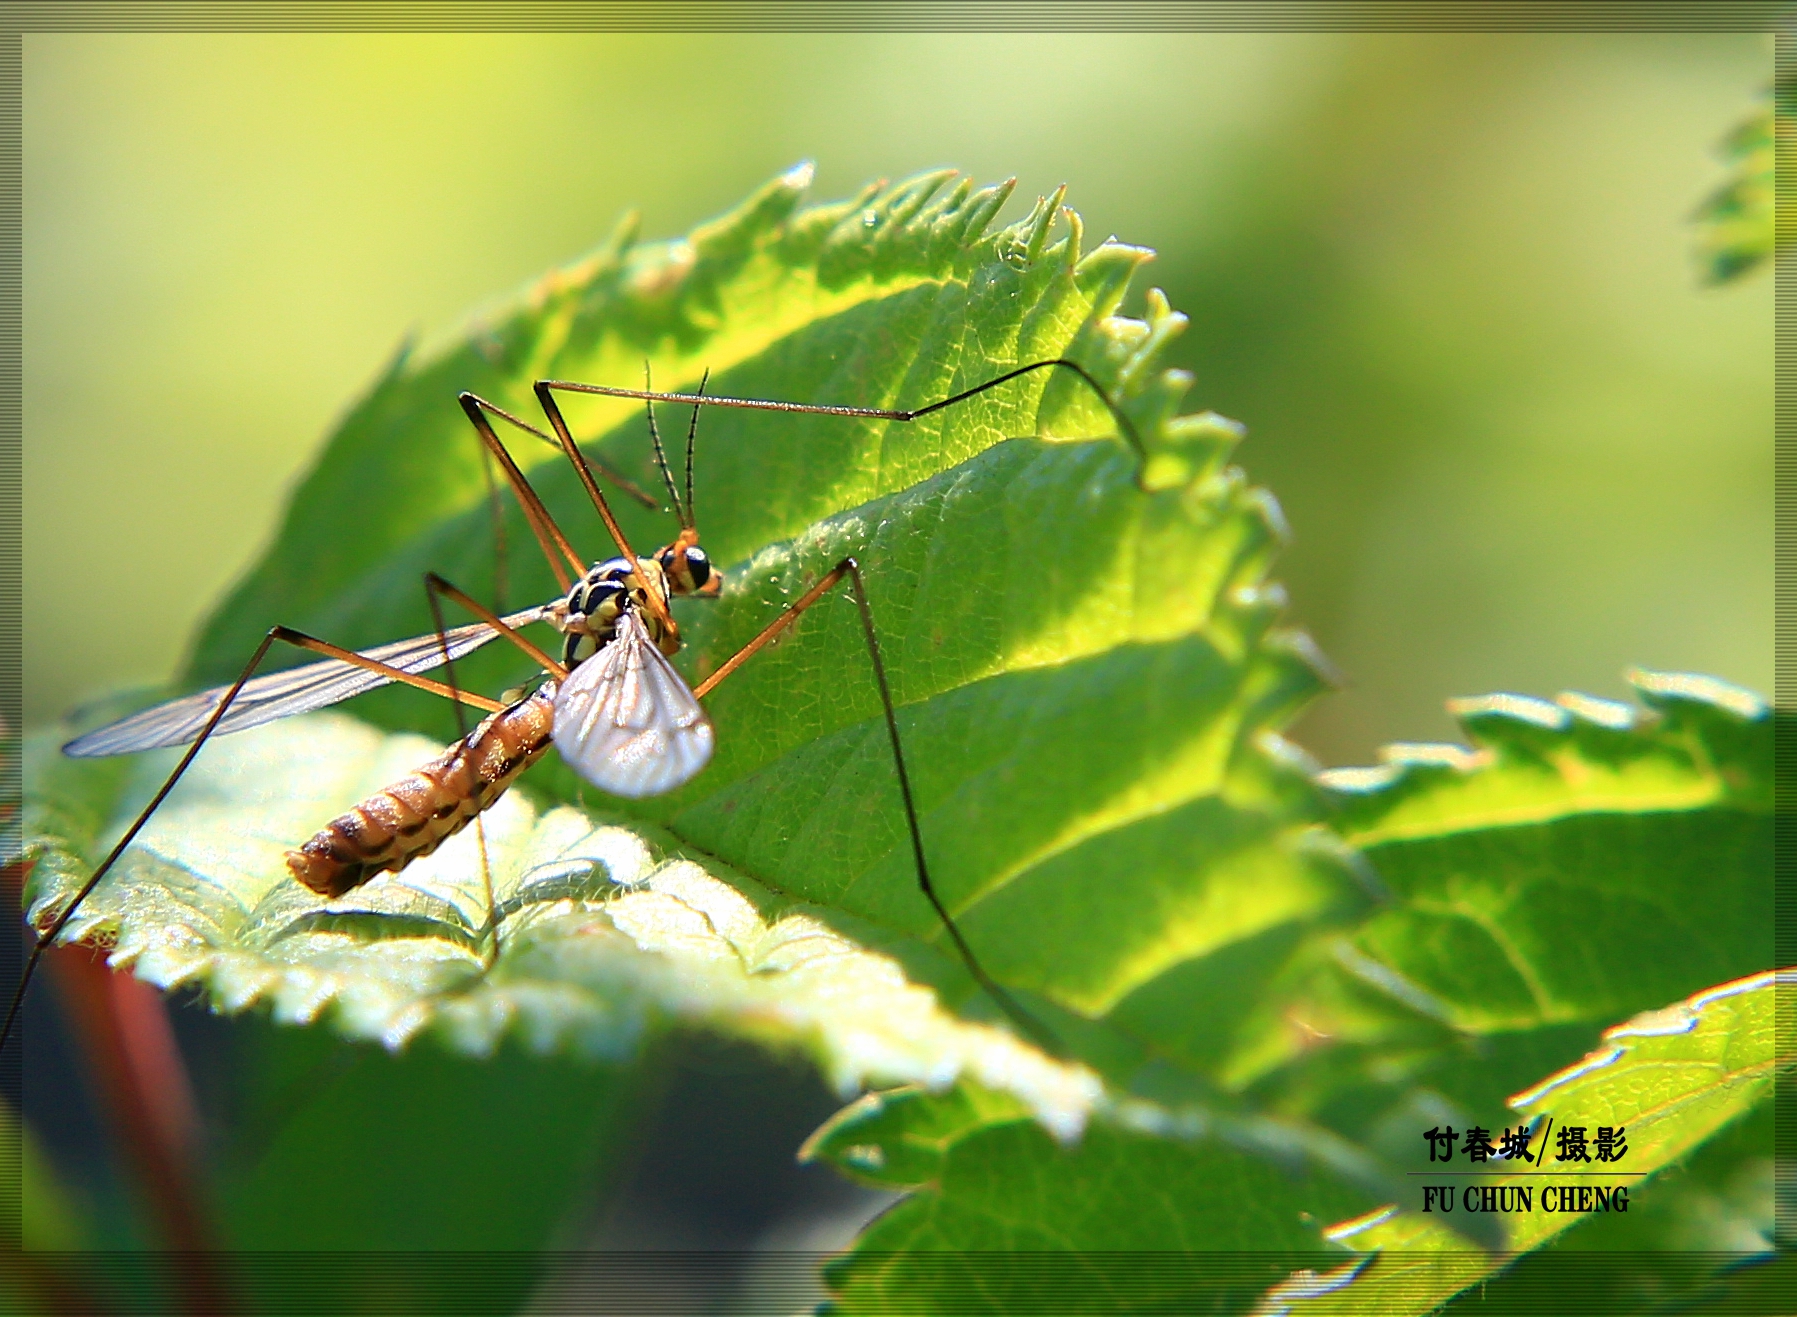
(19, 165, 1780, 1307)
(806, 968, 1784, 1317)
(1694, 88, 1776, 284)
(24, 717, 1102, 1133)
(1343, 671, 1769, 1024)
(808, 1083, 1385, 1316)
(1238, 671, 1772, 1119)
(181, 165, 1199, 692)
(1423, 1102, 1783, 1316)
(810, 668, 1780, 1317)
(1268, 969, 1791, 1317)
(28, 167, 1354, 1122)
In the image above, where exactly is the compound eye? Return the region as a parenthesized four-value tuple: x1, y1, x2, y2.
(684, 546, 711, 588)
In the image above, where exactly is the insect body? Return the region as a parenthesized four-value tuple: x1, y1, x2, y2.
(545, 554, 717, 797)
(285, 555, 714, 897)
(286, 688, 557, 898)
(7, 357, 1146, 1057)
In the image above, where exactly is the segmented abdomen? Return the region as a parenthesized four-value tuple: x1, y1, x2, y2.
(286, 690, 557, 898)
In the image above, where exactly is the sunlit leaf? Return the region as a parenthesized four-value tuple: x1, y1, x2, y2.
(1237, 671, 1772, 1115)
(25, 717, 1100, 1132)
(24, 166, 1773, 1308)
(1268, 969, 1791, 1317)
(28, 167, 1352, 1129)
(809, 675, 1777, 1315)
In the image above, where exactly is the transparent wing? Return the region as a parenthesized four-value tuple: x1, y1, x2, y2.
(552, 610, 714, 798)
(63, 606, 551, 758)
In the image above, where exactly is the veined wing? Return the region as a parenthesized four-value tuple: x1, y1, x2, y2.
(552, 610, 714, 798)
(63, 606, 552, 758)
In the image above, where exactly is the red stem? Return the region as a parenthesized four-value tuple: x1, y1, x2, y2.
(44, 942, 235, 1315)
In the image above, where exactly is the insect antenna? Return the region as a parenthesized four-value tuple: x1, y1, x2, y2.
(641, 362, 685, 525)
(683, 368, 709, 532)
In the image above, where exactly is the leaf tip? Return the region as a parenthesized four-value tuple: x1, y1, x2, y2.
(1043, 207, 1081, 272)
(602, 207, 643, 261)
(1628, 667, 1768, 722)
(1260, 1246, 1378, 1311)
(1024, 185, 1068, 263)
(1278, 629, 1347, 692)
(1447, 691, 1570, 734)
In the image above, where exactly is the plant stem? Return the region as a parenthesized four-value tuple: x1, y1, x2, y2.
(47, 944, 235, 1315)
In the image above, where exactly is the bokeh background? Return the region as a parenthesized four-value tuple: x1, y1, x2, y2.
(25, 32, 1770, 764)
(19, 27, 1772, 1290)
(24, 30, 1768, 765)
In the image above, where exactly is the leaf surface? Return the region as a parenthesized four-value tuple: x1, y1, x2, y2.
(808, 1083, 1383, 1316)
(1267, 969, 1790, 1317)
(812, 676, 1777, 1315)
(29, 167, 1354, 1133)
(1238, 673, 1772, 1113)
(23, 169, 1775, 1311)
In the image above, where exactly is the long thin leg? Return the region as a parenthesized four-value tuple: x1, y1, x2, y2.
(0, 611, 552, 1055)
(412, 568, 567, 953)
(533, 382, 676, 639)
(423, 573, 568, 680)
(405, 563, 582, 958)
(695, 556, 1064, 1058)
(270, 626, 510, 710)
(459, 394, 585, 592)
(0, 625, 420, 1049)
(460, 390, 669, 593)
(544, 357, 1149, 485)
(424, 575, 498, 965)
(463, 391, 659, 514)
(691, 562, 849, 700)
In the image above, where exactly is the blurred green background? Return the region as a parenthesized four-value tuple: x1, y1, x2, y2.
(25, 31, 1769, 766)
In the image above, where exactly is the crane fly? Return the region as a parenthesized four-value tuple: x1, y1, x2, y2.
(6, 357, 1147, 1057)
